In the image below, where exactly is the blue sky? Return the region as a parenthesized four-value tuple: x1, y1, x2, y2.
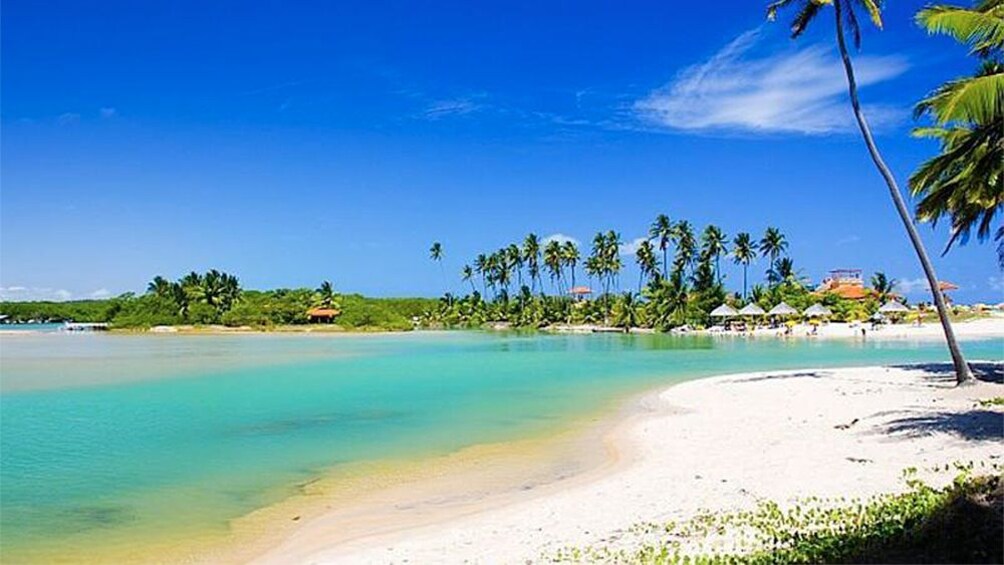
(2, 0, 1001, 303)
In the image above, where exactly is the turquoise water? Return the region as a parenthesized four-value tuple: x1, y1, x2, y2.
(1, 331, 1002, 560)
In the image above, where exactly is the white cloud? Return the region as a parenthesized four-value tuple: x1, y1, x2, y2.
(835, 235, 861, 246)
(0, 286, 74, 301)
(895, 278, 928, 294)
(99, 107, 117, 118)
(619, 237, 651, 256)
(634, 29, 908, 135)
(90, 288, 112, 299)
(542, 233, 580, 247)
(422, 99, 481, 120)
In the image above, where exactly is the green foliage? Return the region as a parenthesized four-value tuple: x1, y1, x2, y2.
(552, 471, 1003, 564)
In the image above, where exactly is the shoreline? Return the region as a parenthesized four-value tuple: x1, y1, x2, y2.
(248, 360, 1004, 564)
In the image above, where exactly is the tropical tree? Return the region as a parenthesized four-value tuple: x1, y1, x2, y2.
(910, 0, 1003, 266)
(461, 265, 476, 294)
(147, 276, 172, 297)
(473, 253, 488, 296)
(523, 233, 543, 292)
(701, 225, 729, 283)
(315, 280, 335, 308)
(562, 240, 581, 289)
(671, 221, 697, 278)
(649, 214, 674, 278)
(544, 240, 564, 295)
(430, 241, 445, 293)
(871, 271, 898, 303)
(767, 0, 974, 384)
(759, 226, 788, 285)
(731, 232, 756, 300)
(506, 243, 524, 289)
(635, 239, 659, 291)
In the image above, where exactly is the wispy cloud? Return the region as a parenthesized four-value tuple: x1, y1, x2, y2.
(421, 98, 483, 120)
(99, 107, 117, 118)
(835, 235, 861, 246)
(619, 237, 650, 256)
(57, 112, 81, 126)
(90, 288, 112, 299)
(634, 29, 908, 135)
(543, 233, 579, 246)
(989, 276, 1003, 293)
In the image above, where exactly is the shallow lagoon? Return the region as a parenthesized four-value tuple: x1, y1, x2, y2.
(1, 331, 1001, 560)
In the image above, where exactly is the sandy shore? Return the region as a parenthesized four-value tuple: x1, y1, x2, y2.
(252, 360, 1004, 564)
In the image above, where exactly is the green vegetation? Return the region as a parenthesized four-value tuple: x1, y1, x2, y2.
(0, 270, 436, 331)
(911, 0, 1003, 266)
(552, 468, 1003, 564)
(423, 224, 907, 330)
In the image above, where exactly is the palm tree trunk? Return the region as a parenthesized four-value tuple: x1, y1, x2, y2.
(833, 1, 973, 385)
(743, 264, 748, 300)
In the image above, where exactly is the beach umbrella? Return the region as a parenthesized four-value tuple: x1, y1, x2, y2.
(803, 303, 833, 318)
(709, 304, 739, 318)
(767, 302, 798, 317)
(878, 300, 910, 314)
(738, 303, 766, 316)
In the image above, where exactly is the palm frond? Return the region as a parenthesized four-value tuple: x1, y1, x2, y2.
(916, 4, 1004, 55)
(854, 0, 884, 29)
(766, 0, 799, 21)
(915, 71, 1004, 124)
(791, 0, 823, 37)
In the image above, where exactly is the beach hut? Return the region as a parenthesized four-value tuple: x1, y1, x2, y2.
(306, 307, 341, 323)
(709, 304, 739, 318)
(738, 303, 766, 316)
(803, 303, 833, 318)
(768, 302, 798, 317)
(568, 286, 593, 302)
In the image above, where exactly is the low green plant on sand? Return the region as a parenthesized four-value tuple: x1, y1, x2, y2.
(551, 466, 1003, 564)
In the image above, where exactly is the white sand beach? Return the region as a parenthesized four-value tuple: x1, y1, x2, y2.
(253, 357, 1004, 564)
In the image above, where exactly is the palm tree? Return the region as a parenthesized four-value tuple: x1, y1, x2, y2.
(758, 226, 788, 284)
(315, 281, 335, 308)
(605, 230, 623, 294)
(671, 221, 697, 276)
(461, 265, 476, 294)
(523, 233, 542, 293)
(635, 239, 659, 292)
(649, 214, 673, 278)
(731, 232, 756, 300)
(871, 271, 897, 303)
(701, 225, 728, 283)
(147, 276, 172, 297)
(767, 0, 974, 384)
(910, 1, 1003, 266)
(562, 240, 580, 289)
(474, 253, 489, 296)
(430, 241, 445, 293)
(544, 240, 564, 295)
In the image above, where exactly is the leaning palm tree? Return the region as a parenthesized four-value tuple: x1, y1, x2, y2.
(649, 214, 674, 278)
(767, 0, 974, 384)
(731, 232, 756, 300)
(910, 0, 1003, 266)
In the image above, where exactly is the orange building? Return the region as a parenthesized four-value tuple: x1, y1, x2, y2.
(815, 269, 869, 300)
